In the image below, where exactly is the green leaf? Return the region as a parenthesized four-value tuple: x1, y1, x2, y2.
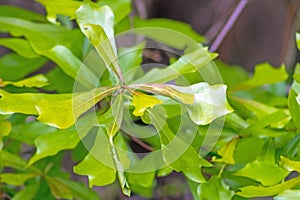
(27, 127, 80, 166)
(10, 121, 56, 146)
(133, 48, 217, 84)
(173, 83, 233, 125)
(37, 0, 81, 24)
(1, 173, 35, 185)
(213, 137, 239, 164)
(46, 176, 73, 199)
(98, 0, 131, 24)
(0, 5, 46, 22)
(46, 176, 99, 200)
(76, 1, 123, 81)
(45, 67, 74, 93)
(0, 17, 97, 87)
(126, 172, 155, 197)
(109, 135, 131, 196)
(108, 94, 124, 138)
(118, 42, 145, 83)
(131, 83, 194, 104)
(274, 189, 300, 200)
(132, 92, 163, 116)
(0, 74, 49, 88)
(0, 53, 47, 81)
(280, 156, 300, 172)
(0, 38, 39, 58)
(198, 176, 234, 200)
(28, 114, 95, 165)
(74, 129, 116, 187)
(147, 107, 212, 183)
(237, 176, 300, 198)
(35, 45, 98, 88)
(289, 89, 300, 129)
(234, 161, 289, 186)
(0, 120, 11, 137)
(12, 184, 39, 200)
(1, 150, 27, 169)
(232, 63, 288, 91)
(230, 96, 278, 119)
(0, 87, 115, 129)
(234, 137, 265, 164)
(133, 17, 205, 49)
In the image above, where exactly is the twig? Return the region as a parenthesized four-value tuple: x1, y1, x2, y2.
(121, 128, 154, 151)
(210, 0, 249, 52)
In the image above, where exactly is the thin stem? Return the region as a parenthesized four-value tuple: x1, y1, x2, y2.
(121, 128, 154, 152)
(210, 0, 248, 52)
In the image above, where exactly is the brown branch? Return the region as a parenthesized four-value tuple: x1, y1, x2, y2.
(121, 129, 154, 152)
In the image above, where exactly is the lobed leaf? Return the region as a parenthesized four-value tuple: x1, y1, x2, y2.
(232, 63, 288, 91)
(198, 176, 234, 200)
(234, 161, 289, 186)
(0, 87, 115, 129)
(0, 74, 49, 88)
(132, 92, 163, 116)
(237, 176, 300, 198)
(213, 137, 239, 164)
(74, 128, 116, 187)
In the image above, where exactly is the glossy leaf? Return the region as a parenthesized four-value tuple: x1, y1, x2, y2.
(280, 156, 300, 172)
(237, 176, 300, 198)
(148, 107, 212, 183)
(37, 0, 81, 23)
(133, 48, 217, 84)
(0, 74, 49, 88)
(234, 137, 265, 164)
(173, 83, 233, 125)
(274, 189, 300, 200)
(35, 44, 98, 88)
(76, 1, 123, 80)
(232, 63, 288, 91)
(27, 127, 80, 166)
(132, 92, 163, 116)
(98, 0, 131, 24)
(213, 137, 239, 164)
(0, 17, 96, 87)
(0, 38, 39, 58)
(10, 121, 56, 146)
(198, 176, 234, 200)
(234, 161, 289, 186)
(28, 114, 95, 165)
(0, 87, 115, 129)
(74, 129, 116, 187)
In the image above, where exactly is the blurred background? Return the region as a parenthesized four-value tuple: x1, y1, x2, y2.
(1, 0, 300, 71)
(0, 0, 299, 199)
